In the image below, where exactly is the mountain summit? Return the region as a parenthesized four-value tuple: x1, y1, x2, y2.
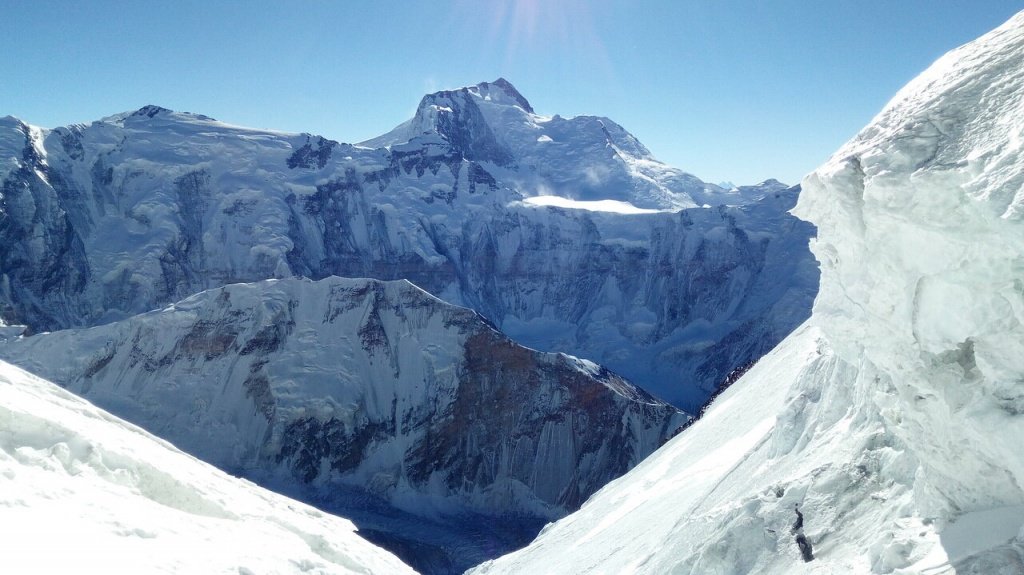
(362, 78, 715, 209)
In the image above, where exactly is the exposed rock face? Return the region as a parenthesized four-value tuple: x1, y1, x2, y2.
(0, 276, 684, 522)
(0, 81, 816, 407)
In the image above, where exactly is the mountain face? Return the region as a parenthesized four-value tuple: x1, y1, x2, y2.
(0, 79, 816, 409)
(471, 12, 1024, 575)
(0, 358, 416, 575)
(0, 275, 684, 572)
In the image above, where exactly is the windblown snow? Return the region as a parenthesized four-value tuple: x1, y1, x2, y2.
(0, 360, 415, 575)
(472, 10, 1024, 575)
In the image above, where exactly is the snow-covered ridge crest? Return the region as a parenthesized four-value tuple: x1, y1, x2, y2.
(0, 359, 415, 574)
(473, 9, 1024, 575)
(0, 116, 48, 184)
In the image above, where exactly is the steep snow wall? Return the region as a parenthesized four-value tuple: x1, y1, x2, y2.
(473, 10, 1024, 575)
(0, 360, 416, 575)
(795, 8, 1024, 526)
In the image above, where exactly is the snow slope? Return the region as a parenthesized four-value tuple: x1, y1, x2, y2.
(0, 360, 416, 575)
(472, 10, 1024, 575)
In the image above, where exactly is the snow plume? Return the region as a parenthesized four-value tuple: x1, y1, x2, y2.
(473, 10, 1024, 575)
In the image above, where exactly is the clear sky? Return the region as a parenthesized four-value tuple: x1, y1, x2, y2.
(2, 1, 1021, 186)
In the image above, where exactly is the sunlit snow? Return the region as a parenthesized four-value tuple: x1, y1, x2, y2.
(0, 361, 416, 575)
(520, 195, 665, 214)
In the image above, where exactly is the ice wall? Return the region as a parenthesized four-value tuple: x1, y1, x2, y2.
(794, 10, 1024, 520)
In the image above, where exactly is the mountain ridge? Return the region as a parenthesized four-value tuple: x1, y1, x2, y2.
(0, 78, 816, 408)
(0, 274, 685, 573)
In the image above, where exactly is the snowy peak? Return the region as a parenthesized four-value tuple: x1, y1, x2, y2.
(132, 104, 172, 118)
(397, 79, 527, 166)
(99, 105, 218, 127)
(361, 78, 718, 209)
(416, 78, 534, 119)
(463, 78, 535, 113)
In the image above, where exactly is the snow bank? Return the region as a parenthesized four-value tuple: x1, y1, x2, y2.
(0, 361, 416, 575)
(519, 195, 665, 214)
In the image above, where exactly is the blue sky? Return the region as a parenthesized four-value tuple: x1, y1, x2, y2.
(2, 1, 1021, 185)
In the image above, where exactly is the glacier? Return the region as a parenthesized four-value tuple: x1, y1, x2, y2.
(471, 9, 1024, 575)
(0, 358, 416, 575)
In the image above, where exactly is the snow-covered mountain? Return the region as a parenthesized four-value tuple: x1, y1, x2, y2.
(471, 10, 1024, 575)
(0, 79, 815, 408)
(0, 275, 684, 573)
(0, 358, 416, 575)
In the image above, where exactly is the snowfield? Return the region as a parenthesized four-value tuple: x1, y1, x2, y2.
(472, 9, 1024, 575)
(519, 195, 665, 214)
(0, 360, 416, 575)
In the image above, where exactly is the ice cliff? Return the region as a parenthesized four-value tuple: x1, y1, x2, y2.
(472, 10, 1024, 575)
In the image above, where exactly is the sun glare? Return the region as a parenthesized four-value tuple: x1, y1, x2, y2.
(456, 0, 607, 70)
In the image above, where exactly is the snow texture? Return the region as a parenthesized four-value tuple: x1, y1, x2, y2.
(0, 360, 416, 575)
(471, 10, 1024, 575)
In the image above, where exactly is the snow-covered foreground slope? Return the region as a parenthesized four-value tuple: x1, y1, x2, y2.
(0, 360, 416, 575)
(473, 325, 857, 574)
(473, 10, 1024, 575)
(0, 275, 683, 573)
(0, 79, 815, 408)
